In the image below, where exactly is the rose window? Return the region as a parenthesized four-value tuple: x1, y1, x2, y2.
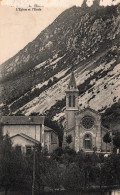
(82, 116, 94, 129)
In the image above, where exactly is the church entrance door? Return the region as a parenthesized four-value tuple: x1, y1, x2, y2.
(84, 134, 92, 150)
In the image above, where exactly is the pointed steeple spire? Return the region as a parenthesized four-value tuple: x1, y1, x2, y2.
(68, 71, 77, 90)
(65, 71, 79, 130)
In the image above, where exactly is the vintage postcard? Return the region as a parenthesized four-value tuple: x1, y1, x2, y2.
(0, 0, 120, 194)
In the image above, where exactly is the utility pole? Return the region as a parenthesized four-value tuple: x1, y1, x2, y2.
(32, 68, 36, 195)
(32, 125, 36, 195)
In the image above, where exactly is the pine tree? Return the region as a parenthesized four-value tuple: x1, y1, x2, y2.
(92, 0, 100, 8)
(81, 0, 87, 9)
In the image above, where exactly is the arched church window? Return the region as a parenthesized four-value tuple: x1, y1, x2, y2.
(69, 96, 71, 107)
(73, 95, 75, 107)
(84, 134, 92, 150)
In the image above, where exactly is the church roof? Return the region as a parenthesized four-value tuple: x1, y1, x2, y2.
(68, 71, 78, 90)
(64, 126, 75, 133)
(65, 125, 109, 133)
(75, 107, 101, 116)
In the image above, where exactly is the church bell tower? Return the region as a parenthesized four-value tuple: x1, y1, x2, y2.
(65, 71, 79, 130)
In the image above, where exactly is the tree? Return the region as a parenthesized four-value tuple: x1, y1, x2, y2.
(81, 0, 87, 9)
(66, 134, 72, 145)
(63, 164, 84, 192)
(53, 76, 58, 83)
(112, 154, 120, 186)
(48, 79, 53, 87)
(34, 143, 45, 194)
(92, 0, 100, 9)
(62, 147, 76, 165)
(75, 152, 100, 188)
(0, 134, 13, 195)
(1, 105, 9, 116)
(42, 159, 63, 192)
(103, 132, 111, 152)
(0, 134, 29, 195)
(51, 147, 63, 162)
(113, 132, 120, 153)
(101, 155, 116, 187)
(30, 112, 39, 116)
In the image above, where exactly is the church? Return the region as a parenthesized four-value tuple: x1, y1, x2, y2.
(64, 71, 109, 153)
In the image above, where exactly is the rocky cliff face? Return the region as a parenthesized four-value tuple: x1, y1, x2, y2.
(0, 4, 120, 122)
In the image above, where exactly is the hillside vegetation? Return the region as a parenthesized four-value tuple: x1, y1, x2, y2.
(0, 3, 120, 125)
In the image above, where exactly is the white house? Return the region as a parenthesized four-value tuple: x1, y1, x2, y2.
(1, 116, 58, 153)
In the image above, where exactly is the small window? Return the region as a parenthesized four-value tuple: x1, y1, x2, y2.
(51, 133, 57, 144)
(15, 145, 21, 153)
(69, 96, 71, 107)
(73, 95, 75, 107)
(26, 145, 32, 155)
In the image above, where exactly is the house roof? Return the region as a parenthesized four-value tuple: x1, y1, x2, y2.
(1, 116, 58, 135)
(44, 126, 58, 135)
(44, 126, 53, 131)
(10, 133, 39, 144)
(1, 116, 45, 125)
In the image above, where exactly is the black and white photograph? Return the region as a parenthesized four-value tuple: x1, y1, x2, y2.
(0, 0, 120, 194)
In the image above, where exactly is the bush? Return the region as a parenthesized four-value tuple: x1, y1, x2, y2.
(63, 164, 84, 191)
(66, 135, 72, 145)
(51, 147, 63, 162)
(63, 146, 76, 156)
(41, 159, 63, 192)
(61, 147, 76, 164)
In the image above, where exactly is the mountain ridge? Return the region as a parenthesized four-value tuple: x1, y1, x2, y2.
(0, 4, 120, 124)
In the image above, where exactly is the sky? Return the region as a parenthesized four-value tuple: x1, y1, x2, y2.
(0, 0, 120, 64)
